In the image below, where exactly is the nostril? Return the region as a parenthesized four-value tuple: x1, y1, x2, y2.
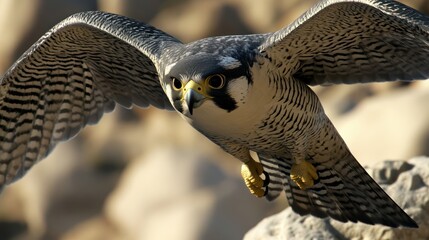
(198, 87, 202, 91)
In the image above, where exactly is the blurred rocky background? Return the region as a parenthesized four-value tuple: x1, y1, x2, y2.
(0, 0, 428, 239)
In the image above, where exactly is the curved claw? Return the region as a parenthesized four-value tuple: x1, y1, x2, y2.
(262, 171, 270, 187)
(241, 161, 269, 198)
(263, 186, 269, 197)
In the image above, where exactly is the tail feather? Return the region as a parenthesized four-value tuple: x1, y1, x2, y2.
(259, 154, 418, 228)
(259, 157, 286, 201)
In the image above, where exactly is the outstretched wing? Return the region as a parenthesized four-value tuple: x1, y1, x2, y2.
(0, 11, 181, 187)
(259, 0, 429, 85)
(259, 153, 417, 228)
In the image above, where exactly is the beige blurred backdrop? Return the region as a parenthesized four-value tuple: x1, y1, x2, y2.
(0, 0, 429, 239)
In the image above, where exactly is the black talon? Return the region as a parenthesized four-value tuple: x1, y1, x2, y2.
(262, 171, 270, 187)
(260, 171, 270, 197)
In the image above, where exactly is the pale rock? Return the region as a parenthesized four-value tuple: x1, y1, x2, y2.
(243, 209, 339, 240)
(0, 0, 97, 73)
(0, 141, 84, 239)
(97, 0, 165, 21)
(60, 216, 119, 240)
(150, 0, 252, 42)
(0, 0, 39, 73)
(105, 145, 276, 240)
(326, 83, 429, 166)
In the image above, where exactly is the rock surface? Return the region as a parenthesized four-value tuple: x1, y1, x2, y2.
(244, 156, 429, 240)
(104, 147, 275, 240)
(329, 83, 429, 166)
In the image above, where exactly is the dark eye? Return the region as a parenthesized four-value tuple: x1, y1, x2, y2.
(207, 74, 225, 89)
(171, 77, 183, 90)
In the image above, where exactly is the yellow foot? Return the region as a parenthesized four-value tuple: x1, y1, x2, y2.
(241, 160, 269, 198)
(290, 160, 318, 190)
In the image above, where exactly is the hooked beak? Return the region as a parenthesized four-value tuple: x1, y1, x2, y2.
(182, 80, 211, 115)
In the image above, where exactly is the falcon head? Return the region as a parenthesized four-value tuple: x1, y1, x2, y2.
(163, 54, 252, 116)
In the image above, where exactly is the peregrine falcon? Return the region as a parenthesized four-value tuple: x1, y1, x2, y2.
(0, 0, 427, 228)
